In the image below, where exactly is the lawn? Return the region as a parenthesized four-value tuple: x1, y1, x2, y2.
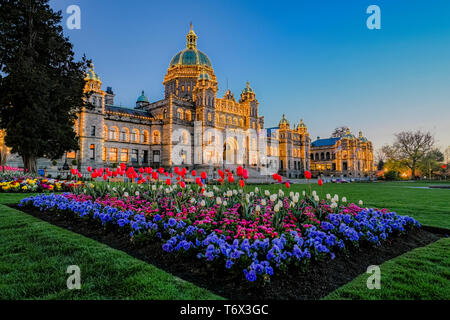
(255, 181, 450, 229)
(0, 181, 449, 300)
(0, 193, 222, 300)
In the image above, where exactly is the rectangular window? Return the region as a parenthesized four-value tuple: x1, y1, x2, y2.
(141, 150, 148, 164)
(90, 144, 95, 160)
(102, 147, 107, 161)
(67, 151, 76, 159)
(120, 149, 128, 162)
(109, 148, 118, 162)
(90, 126, 96, 137)
(131, 149, 138, 163)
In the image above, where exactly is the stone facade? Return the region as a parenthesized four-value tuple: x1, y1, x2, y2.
(1, 25, 374, 179)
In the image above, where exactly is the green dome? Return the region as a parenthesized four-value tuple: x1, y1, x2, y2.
(343, 128, 356, 139)
(297, 119, 306, 129)
(84, 64, 100, 81)
(170, 48, 212, 68)
(136, 90, 149, 103)
(279, 114, 289, 125)
(242, 81, 254, 94)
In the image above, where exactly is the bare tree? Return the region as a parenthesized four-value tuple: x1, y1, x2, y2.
(386, 130, 435, 179)
(331, 126, 348, 138)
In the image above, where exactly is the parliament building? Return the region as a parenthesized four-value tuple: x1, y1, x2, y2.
(2, 25, 374, 179)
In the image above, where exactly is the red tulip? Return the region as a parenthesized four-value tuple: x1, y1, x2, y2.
(305, 171, 312, 179)
(180, 181, 186, 188)
(228, 175, 235, 183)
(239, 179, 245, 188)
(218, 178, 224, 184)
(87, 166, 92, 172)
(181, 167, 187, 175)
(91, 172, 97, 179)
(103, 174, 108, 180)
(442, 164, 447, 169)
(158, 167, 164, 174)
(139, 167, 144, 173)
(165, 179, 171, 186)
(201, 172, 207, 179)
(152, 172, 159, 180)
(218, 169, 224, 178)
(195, 177, 202, 185)
(318, 179, 323, 186)
(285, 182, 290, 188)
(237, 166, 243, 177)
(192, 170, 197, 176)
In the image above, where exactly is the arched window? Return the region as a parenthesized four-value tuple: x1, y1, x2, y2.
(131, 129, 139, 143)
(233, 118, 237, 126)
(177, 108, 184, 120)
(109, 126, 119, 140)
(240, 119, 244, 127)
(221, 115, 225, 123)
(310, 153, 314, 160)
(152, 130, 160, 144)
(293, 149, 297, 157)
(163, 109, 168, 119)
(326, 152, 330, 160)
(315, 153, 319, 161)
(228, 116, 232, 125)
(120, 128, 129, 141)
(185, 110, 192, 121)
(140, 130, 149, 144)
(208, 112, 212, 121)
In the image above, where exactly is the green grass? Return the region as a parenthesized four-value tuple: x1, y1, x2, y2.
(254, 181, 450, 229)
(324, 237, 450, 300)
(1, 181, 449, 300)
(0, 193, 222, 300)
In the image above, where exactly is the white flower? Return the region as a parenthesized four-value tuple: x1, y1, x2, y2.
(277, 200, 283, 208)
(152, 185, 156, 191)
(190, 198, 196, 204)
(274, 204, 280, 212)
(233, 189, 238, 195)
(255, 187, 259, 193)
(278, 189, 284, 197)
(359, 200, 364, 206)
(270, 194, 277, 202)
(227, 190, 233, 197)
(312, 190, 317, 197)
(290, 201, 295, 208)
(265, 190, 270, 196)
(261, 199, 267, 206)
(330, 202, 337, 209)
(342, 197, 347, 203)
(333, 194, 339, 202)
(326, 194, 331, 200)
(216, 197, 222, 205)
(293, 196, 299, 204)
(112, 187, 117, 192)
(249, 192, 254, 197)
(200, 200, 206, 207)
(314, 195, 320, 202)
(223, 200, 228, 206)
(289, 191, 294, 198)
(295, 192, 299, 198)
(255, 205, 261, 212)
(302, 190, 306, 196)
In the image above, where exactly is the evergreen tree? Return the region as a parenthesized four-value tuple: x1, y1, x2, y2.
(0, 0, 91, 173)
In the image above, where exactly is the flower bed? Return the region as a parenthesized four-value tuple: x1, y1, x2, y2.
(19, 166, 421, 284)
(1, 177, 82, 192)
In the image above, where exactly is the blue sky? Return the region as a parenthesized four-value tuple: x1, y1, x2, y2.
(51, 0, 450, 150)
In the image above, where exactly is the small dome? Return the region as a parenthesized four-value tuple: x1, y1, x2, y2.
(84, 64, 100, 82)
(297, 119, 307, 129)
(359, 131, 368, 142)
(242, 81, 254, 94)
(343, 128, 356, 139)
(137, 90, 149, 103)
(279, 114, 289, 126)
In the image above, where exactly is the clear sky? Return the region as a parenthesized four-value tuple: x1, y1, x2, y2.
(51, 0, 450, 151)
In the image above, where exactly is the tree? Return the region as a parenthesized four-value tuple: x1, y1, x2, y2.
(0, 0, 91, 173)
(417, 148, 444, 179)
(376, 159, 384, 171)
(331, 126, 348, 138)
(383, 130, 435, 179)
